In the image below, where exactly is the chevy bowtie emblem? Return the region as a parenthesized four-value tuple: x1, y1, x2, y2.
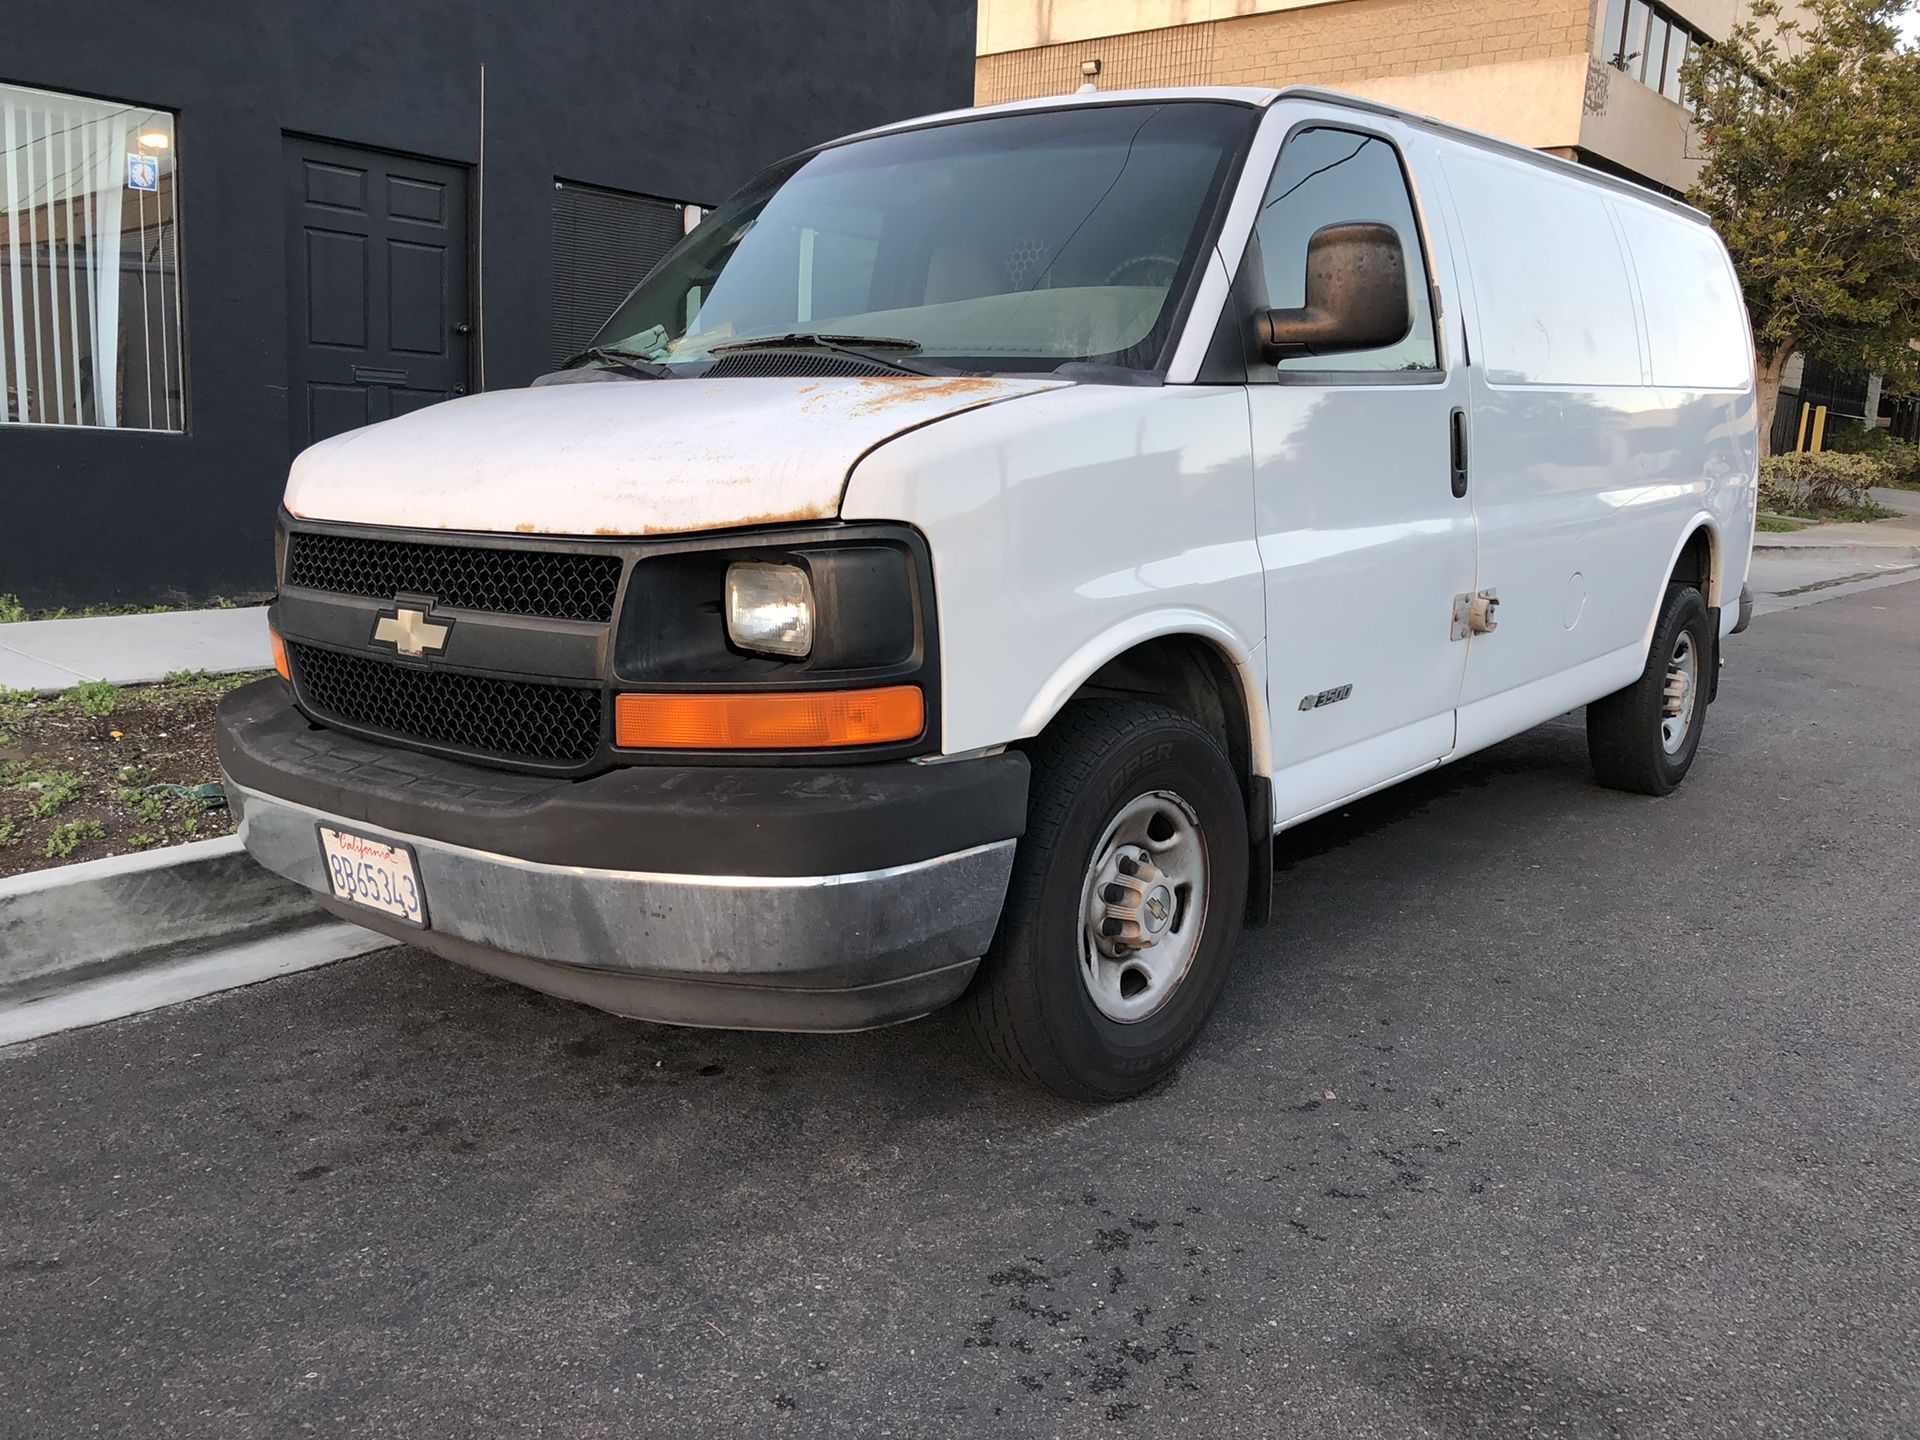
(371, 605, 452, 659)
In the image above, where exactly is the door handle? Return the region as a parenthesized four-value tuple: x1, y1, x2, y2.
(1449, 408, 1469, 499)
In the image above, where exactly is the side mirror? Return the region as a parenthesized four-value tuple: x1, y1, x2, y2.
(1259, 222, 1412, 360)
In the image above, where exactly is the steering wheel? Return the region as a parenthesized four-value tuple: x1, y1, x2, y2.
(1103, 254, 1181, 288)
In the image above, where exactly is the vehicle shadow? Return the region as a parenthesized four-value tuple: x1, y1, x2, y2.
(323, 712, 1604, 1141)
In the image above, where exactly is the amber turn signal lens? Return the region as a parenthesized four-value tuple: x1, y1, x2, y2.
(614, 686, 924, 750)
(270, 628, 291, 682)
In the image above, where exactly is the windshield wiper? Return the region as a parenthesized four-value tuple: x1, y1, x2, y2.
(559, 345, 673, 380)
(708, 332, 936, 375)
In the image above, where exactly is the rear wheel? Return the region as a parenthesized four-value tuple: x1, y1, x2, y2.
(1587, 583, 1712, 796)
(964, 701, 1249, 1100)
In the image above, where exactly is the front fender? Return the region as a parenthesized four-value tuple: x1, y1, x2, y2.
(1019, 611, 1272, 777)
(838, 383, 1269, 769)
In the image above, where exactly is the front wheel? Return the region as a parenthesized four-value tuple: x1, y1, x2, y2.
(1587, 583, 1712, 796)
(964, 701, 1249, 1101)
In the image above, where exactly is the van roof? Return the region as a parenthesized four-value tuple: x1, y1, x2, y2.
(842, 84, 1709, 226)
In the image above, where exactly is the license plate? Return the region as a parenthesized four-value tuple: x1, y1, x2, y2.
(318, 825, 428, 928)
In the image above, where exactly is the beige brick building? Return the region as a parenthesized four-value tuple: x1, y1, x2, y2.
(976, 0, 1778, 193)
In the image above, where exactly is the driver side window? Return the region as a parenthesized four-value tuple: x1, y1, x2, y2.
(1256, 127, 1439, 374)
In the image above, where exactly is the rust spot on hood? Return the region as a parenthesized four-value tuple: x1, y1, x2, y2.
(640, 499, 837, 534)
(792, 374, 1021, 418)
(841, 375, 1014, 417)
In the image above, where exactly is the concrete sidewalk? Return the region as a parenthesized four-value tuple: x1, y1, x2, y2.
(1754, 485, 1920, 554)
(1747, 487, 1920, 615)
(0, 606, 271, 692)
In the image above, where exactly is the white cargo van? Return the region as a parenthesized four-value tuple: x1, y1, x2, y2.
(219, 87, 1758, 1098)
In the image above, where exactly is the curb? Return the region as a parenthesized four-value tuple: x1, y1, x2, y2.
(0, 836, 391, 1037)
(1751, 541, 1920, 556)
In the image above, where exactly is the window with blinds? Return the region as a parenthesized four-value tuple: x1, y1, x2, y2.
(0, 82, 183, 430)
(550, 179, 694, 368)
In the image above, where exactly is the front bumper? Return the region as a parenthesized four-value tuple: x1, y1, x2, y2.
(217, 681, 1027, 1030)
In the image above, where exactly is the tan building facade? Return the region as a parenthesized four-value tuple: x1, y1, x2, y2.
(976, 0, 1772, 193)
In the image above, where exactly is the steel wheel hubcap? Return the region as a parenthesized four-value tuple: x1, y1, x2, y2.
(1661, 629, 1698, 755)
(1079, 790, 1209, 1023)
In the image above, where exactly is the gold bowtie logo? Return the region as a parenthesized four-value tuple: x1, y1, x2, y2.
(372, 606, 451, 659)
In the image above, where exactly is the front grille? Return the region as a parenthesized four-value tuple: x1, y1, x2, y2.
(289, 643, 601, 766)
(285, 531, 622, 623)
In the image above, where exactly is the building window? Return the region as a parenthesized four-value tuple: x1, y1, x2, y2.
(0, 82, 183, 430)
(1598, 0, 1707, 109)
(550, 179, 698, 368)
(1661, 30, 1690, 104)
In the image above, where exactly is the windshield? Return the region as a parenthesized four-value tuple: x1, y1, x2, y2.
(587, 102, 1254, 376)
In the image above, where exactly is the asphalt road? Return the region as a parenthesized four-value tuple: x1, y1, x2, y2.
(6, 580, 1918, 1439)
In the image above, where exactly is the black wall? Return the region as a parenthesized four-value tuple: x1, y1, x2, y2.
(3, 0, 977, 609)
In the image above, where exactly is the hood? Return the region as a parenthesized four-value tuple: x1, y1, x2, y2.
(282, 374, 1066, 537)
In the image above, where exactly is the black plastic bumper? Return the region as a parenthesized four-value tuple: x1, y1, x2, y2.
(215, 679, 1028, 877)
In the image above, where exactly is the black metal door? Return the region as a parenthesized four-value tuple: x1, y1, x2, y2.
(285, 138, 470, 456)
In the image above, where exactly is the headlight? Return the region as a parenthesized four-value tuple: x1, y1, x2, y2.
(725, 562, 813, 657)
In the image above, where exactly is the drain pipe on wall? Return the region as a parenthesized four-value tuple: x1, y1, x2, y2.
(475, 62, 486, 392)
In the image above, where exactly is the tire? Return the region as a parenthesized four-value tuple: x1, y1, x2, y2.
(964, 700, 1249, 1101)
(1587, 583, 1712, 796)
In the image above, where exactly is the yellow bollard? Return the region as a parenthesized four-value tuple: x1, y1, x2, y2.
(1810, 405, 1828, 453)
(1794, 402, 1811, 453)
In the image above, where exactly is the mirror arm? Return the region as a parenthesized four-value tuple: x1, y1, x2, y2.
(1258, 307, 1336, 358)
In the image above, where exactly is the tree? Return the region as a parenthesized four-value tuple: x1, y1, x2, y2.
(1683, 0, 1920, 453)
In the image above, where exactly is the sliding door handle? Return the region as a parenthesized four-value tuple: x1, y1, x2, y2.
(1449, 407, 1469, 499)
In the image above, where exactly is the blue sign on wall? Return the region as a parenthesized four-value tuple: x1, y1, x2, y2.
(126, 153, 159, 192)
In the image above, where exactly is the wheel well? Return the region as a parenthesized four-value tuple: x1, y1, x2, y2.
(1055, 634, 1274, 924)
(1065, 635, 1253, 788)
(1670, 526, 1716, 604)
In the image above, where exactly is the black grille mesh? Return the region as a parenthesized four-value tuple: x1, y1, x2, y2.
(289, 644, 601, 766)
(704, 350, 901, 379)
(285, 531, 622, 623)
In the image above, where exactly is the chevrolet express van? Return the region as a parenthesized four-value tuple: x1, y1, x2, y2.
(218, 87, 1758, 1099)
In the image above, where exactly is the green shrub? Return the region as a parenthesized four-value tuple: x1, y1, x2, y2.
(1759, 451, 1896, 517)
(1821, 424, 1920, 485)
(1881, 439, 1918, 486)
(43, 818, 103, 859)
(67, 680, 120, 718)
(0, 594, 25, 624)
(21, 769, 85, 819)
(118, 788, 169, 824)
(0, 689, 36, 739)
